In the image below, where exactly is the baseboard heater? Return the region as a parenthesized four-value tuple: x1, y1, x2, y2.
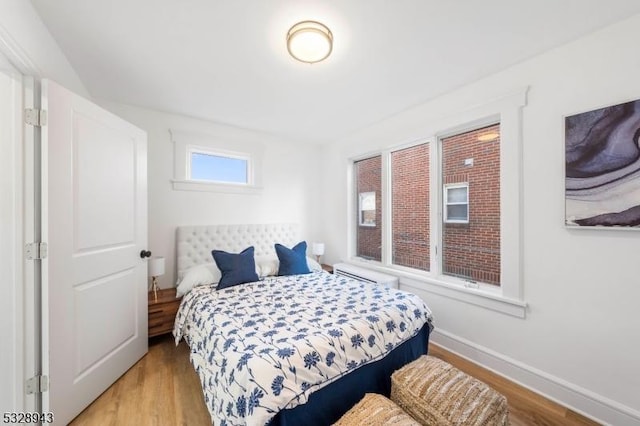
(333, 263, 399, 289)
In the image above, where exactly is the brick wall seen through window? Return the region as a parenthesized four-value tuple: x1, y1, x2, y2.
(441, 124, 500, 285)
(355, 156, 382, 261)
(391, 144, 430, 271)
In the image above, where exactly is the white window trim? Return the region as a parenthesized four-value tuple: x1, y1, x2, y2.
(347, 87, 528, 317)
(443, 183, 469, 224)
(358, 191, 376, 227)
(344, 259, 527, 318)
(170, 129, 264, 194)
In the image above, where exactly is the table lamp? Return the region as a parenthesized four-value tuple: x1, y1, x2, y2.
(149, 256, 165, 302)
(312, 243, 325, 264)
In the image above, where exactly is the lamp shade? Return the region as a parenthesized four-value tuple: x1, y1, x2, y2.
(149, 256, 165, 277)
(312, 243, 325, 256)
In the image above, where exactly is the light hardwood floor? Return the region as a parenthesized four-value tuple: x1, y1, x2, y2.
(70, 336, 600, 425)
(70, 335, 210, 425)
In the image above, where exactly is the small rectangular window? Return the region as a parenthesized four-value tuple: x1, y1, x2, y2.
(359, 192, 376, 226)
(444, 184, 469, 223)
(189, 150, 249, 184)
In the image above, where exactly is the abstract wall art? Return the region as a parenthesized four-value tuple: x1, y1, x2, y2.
(565, 99, 640, 228)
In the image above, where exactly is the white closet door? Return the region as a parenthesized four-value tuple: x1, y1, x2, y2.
(41, 79, 148, 425)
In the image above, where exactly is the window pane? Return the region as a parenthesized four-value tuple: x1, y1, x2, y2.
(447, 187, 467, 203)
(190, 152, 248, 184)
(447, 204, 468, 221)
(355, 156, 382, 261)
(361, 210, 376, 226)
(359, 192, 376, 226)
(441, 124, 500, 285)
(391, 144, 430, 271)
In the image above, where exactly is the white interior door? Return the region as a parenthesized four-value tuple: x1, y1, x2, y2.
(41, 79, 148, 425)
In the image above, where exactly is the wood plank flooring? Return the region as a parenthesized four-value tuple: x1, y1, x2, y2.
(70, 335, 210, 426)
(70, 336, 600, 425)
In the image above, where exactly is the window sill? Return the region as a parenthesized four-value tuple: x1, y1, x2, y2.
(346, 259, 527, 318)
(171, 179, 263, 194)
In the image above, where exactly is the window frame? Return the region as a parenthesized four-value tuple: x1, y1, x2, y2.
(389, 143, 431, 272)
(358, 191, 376, 227)
(186, 146, 252, 186)
(170, 129, 263, 194)
(443, 183, 469, 224)
(346, 88, 527, 317)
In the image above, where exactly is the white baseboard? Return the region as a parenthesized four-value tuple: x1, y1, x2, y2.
(430, 329, 640, 426)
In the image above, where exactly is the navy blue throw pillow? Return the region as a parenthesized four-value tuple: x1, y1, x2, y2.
(275, 241, 311, 276)
(212, 246, 259, 290)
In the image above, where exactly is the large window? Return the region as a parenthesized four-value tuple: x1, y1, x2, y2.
(352, 123, 501, 287)
(391, 144, 430, 271)
(441, 124, 500, 286)
(354, 156, 381, 261)
(349, 90, 526, 315)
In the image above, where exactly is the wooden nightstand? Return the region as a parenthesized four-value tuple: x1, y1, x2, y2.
(321, 264, 333, 273)
(148, 288, 182, 338)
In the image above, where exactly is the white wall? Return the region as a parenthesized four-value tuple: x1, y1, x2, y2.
(320, 14, 640, 426)
(100, 101, 322, 288)
(0, 0, 88, 95)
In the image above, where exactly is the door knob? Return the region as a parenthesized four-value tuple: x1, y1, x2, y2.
(140, 250, 152, 259)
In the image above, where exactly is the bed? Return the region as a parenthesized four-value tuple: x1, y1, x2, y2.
(173, 224, 433, 426)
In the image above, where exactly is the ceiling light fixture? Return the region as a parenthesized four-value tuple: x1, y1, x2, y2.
(287, 21, 333, 64)
(478, 132, 499, 142)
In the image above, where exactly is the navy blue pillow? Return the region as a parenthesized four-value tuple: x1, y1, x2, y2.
(275, 241, 311, 276)
(212, 246, 259, 290)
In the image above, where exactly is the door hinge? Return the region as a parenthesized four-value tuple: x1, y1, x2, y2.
(25, 375, 49, 394)
(24, 108, 47, 127)
(25, 242, 48, 260)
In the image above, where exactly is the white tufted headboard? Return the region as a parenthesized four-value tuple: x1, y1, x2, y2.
(176, 223, 300, 278)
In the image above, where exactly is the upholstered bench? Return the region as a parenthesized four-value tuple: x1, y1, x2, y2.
(390, 355, 509, 426)
(333, 393, 420, 426)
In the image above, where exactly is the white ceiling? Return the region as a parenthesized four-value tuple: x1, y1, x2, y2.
(32, 1, 640, 144)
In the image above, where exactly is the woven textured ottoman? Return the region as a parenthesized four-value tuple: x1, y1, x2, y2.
(334, 393, 421, 426)
(390, 355, 509, 426)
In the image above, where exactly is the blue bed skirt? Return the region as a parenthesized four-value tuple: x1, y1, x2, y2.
(267, 323, 430, 426)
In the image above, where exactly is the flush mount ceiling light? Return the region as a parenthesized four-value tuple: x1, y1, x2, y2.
(478, 132, 499, 142)
(287, 20, 333, 63)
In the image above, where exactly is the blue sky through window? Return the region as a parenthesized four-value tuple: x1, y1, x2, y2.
(190, 152, 248, 183)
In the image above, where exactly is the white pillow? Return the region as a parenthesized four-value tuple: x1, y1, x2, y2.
(255, 255, 323, 277)
(176, 263, 220, 297)
(255, 255, 279, 278)
(306, 256, 323, 272)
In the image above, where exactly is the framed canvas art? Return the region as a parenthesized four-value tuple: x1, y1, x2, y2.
(565, 99, 640, 228)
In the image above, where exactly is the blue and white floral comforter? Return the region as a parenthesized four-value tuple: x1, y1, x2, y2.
(173, 271, 433, 426)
